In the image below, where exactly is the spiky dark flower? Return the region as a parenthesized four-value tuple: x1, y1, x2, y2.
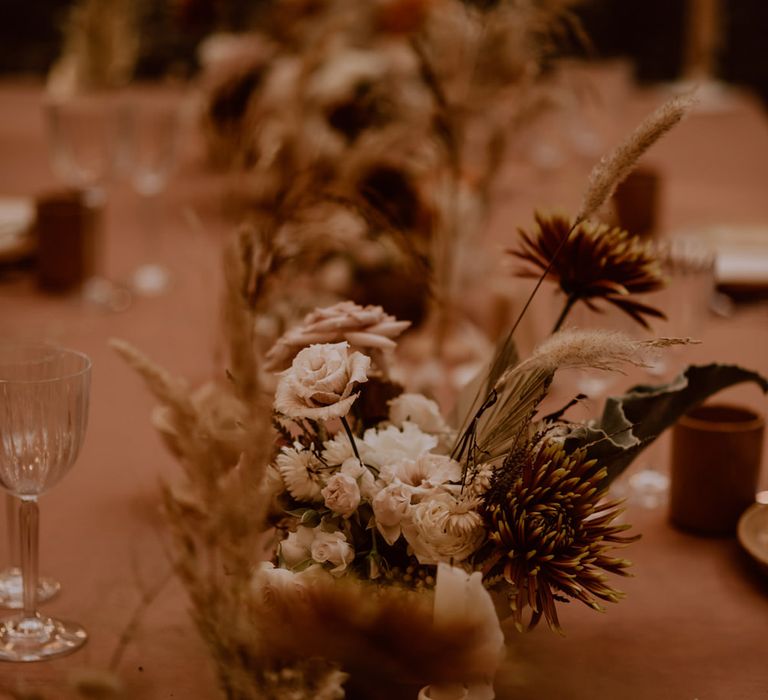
(480, 438, 639, 632)
(510, 212, 666, 328)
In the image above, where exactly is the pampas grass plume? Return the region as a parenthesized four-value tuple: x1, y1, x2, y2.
(578, 93, 696, 222)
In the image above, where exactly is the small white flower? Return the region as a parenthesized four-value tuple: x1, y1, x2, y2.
(275, 446, 325, 502)
(275, 342, 370, 421)
(321, 472, 361, 517)
(279, 526, 316, 568)
(389, 393, 451, 436)
(310, 529, 354, 575)
(322, 432, 356, 466)
(372, 481, 413, 545)
(386, 453, 461, 492)
(362, 422, 437, 472)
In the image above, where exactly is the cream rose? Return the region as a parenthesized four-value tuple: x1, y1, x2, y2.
(310, 530, 354, 575)
(275, 342, 370, 420)
(372, 482, 413, 545)
(279, 526, 316, 568)
(402, 495, 484, 565)
(321, 472, 361, 517)
(265, 301, 411, 371)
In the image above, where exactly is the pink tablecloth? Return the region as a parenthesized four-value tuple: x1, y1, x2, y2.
(1, 74, 768, 699)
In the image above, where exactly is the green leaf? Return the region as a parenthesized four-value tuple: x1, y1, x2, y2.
(564, 363, 768, 484)
(300, 509, 321, 527)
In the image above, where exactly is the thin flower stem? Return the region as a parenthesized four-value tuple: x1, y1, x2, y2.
(340, 416, 364, 469)
(109, 566, 175, 671)
(507, 219, 580, 341)
(552, 295, 578, 334)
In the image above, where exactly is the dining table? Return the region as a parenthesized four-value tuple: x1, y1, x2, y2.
(1, 64, 768, 699)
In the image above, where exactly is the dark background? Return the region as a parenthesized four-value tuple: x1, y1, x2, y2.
(0, 0, 766, 105)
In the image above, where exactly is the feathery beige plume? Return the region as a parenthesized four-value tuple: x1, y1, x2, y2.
(577, 93, 696, 222)
(504, 329, 691, 384)
(110, 339, 192, 415)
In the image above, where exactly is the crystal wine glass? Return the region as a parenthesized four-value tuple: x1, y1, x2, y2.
(123, 90, 181, 296)
(625, 235, 716, 508)
(45, 95, 132, 312)
(0, 343, 91, 662)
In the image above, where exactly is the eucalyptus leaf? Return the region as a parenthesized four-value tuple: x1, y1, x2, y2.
(564, 363, 768, 485)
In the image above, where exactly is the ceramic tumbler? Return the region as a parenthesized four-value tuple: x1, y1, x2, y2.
(613, 167, 660, 237)
(35, 189, 100, 292)
(670, 403, 764, 535)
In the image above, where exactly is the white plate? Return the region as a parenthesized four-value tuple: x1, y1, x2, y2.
(737, 503, 768, 573)
(0, 197, 35, 262)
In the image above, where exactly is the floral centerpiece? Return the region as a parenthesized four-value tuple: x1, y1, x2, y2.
(112, 62, 768, 700)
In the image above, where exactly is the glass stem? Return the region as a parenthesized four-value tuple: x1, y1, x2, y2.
(19, 498, 39, 620)
(141, 192, 159, 263)
(6, 493, 18, 569)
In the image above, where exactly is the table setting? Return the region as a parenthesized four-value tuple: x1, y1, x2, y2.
(1, 1, 768, 699)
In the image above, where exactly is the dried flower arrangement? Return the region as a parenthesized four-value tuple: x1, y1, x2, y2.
(195, 0, 583, 336)
(114, 85, 768, 699)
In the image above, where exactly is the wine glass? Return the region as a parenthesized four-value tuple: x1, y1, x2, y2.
(0, 343, 91, 662)
(123, 90, 181, 296)
(0, 493, 61, 609)
(624, 235, 716, 508)
(44, 95, 132, 312)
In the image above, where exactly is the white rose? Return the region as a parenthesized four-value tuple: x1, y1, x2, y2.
(279, 526, 316, 568)
(321, 472, 361, 517)
(362, 422, 437, 473)
(310, 529, 354, 575)
(275, 342, 370, 420)
(253, 562, 305, 603)
(252, 562, 333, 607)
(402, 495, 484, 565)
(389, 393, 451, 436)
(372, 481, 413, 545)
(275, 446, 325, 502)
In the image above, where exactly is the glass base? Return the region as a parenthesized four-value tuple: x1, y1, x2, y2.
(627, 468, 670, 510)
(0, 613, 87, 662)
(0, 567, 60, 609)
(131, 264, 170, 296)
(83, 276, 132, 312)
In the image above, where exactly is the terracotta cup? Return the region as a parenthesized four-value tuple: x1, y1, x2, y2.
(35, 189, 101, 292)
(613, 167, 660, 237)
(670, 403, 764, 536)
